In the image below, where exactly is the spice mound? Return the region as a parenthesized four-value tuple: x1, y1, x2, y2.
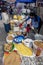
(4, 52, 21, 65)
(34, 40, 43, 49)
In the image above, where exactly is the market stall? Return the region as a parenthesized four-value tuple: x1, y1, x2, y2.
(3, 30, 43, 65)
(3, 13, 43, 65)
(3, 14, 43, 65)
(2, 0, 43, 65)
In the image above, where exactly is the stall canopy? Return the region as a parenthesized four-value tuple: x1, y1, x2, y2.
(16, 0, 36, 3)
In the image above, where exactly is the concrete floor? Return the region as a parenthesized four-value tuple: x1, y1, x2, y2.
(0, 20, 7, 65)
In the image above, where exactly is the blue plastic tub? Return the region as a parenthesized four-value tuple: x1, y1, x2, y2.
(13, 35, 24, 43)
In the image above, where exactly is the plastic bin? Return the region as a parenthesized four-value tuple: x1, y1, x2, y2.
(4, 23, 11, 33)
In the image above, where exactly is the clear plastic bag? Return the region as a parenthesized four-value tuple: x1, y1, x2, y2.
(35, 34, 43, 40)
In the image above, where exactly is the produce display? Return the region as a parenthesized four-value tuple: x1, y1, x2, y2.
(13, 15, 17, 19)
(4, 51, 21, 65)
(6, 35, 14, 43)
(4, 43, 14, 52)
(3, 13, 43, 65)
(34, 40, 43, 49)
(8, 31, 17, 36)
(17, 15, 22, 20)
(33, 40, 43, 56)
(7, 35, 13, 40)
(16, 31, 22, 35)
(15, 43, 33, 56)
(3, 31, 43, 65)
(13, 15, 23, 20)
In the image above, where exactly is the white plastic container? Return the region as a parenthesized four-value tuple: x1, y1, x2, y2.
(6, 35, 14, 43)
(33, 40, 43, 56)
(22, 38, 33, 48)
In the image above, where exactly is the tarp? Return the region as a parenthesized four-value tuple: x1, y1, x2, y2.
(16, 0, 36, 3)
